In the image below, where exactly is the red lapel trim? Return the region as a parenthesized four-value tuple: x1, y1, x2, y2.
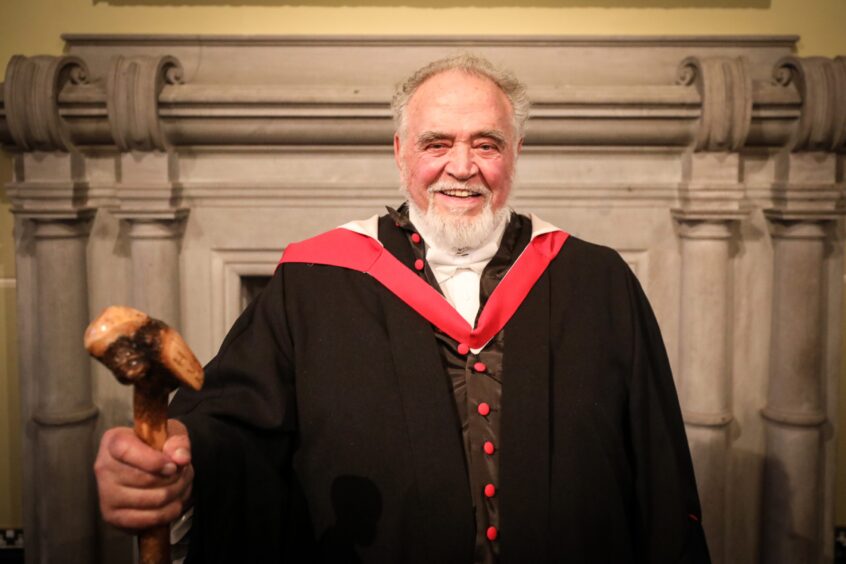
(279, 227, 569, 349)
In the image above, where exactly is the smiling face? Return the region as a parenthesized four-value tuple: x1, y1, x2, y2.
(394, 69, 522, 234)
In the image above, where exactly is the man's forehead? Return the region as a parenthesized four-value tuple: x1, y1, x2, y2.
(404, 70, 516, 134)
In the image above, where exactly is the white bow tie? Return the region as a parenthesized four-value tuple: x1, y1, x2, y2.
(425, 240, 499, 284)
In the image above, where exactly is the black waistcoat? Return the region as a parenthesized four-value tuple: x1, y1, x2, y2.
(385, 208, 532, 564)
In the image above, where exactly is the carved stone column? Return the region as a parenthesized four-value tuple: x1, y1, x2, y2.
(24, 212, 97, 564)
(672, 213, 742, 564)
(3, 54, 99, 564)
(760, 214, 829, 564)
(759, 55, 846, 564)
(673, 56, 751, 564)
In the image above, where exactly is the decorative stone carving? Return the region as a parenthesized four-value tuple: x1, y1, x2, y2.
(677, 56, 753, 152)
(106, 55, 183, 152)
(757, 57, 844, 559)
(3, 55, 88, 151)
(0, 37, 802, 152)
(774, 56, 846, 151)
(757, 56, 844, 559)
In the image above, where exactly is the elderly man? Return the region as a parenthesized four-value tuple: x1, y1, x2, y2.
(95, 55, 710, 563)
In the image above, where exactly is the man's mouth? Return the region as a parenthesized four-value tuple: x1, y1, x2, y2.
(429, 182, 491, 200)
(438, 188, 482, 199)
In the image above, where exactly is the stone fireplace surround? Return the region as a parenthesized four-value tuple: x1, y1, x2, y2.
(1, 35, 844, 563)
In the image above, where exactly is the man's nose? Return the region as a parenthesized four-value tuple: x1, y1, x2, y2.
(445, 145, 478, 181)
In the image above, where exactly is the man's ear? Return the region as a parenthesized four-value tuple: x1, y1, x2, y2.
(516, 137, 524, 156)
(393, 133, 402, 169)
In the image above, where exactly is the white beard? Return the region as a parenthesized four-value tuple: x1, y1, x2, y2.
(403, 180, 510, 254)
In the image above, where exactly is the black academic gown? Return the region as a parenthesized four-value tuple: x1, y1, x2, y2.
(170, 213, 710, 564)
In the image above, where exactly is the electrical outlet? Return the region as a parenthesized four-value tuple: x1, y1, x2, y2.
(836, 527, 846, 564)
(0, 530, 22, 550)
(0, 529, 23, 564)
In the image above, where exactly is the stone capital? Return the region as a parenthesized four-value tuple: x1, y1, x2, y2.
(14, 208, 96, 239)
(671, 208, 747, 239)
(763, 209, 838, 239)
(112, 208, 189, 239)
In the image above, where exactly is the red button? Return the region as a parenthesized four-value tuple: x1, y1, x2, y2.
(457, 343, 470, 355)
(414, 259, 424, 271)
(486, 526, 498, 541)
(411, 233, 422, 244)
(473, 362, 487, 373)
(483, 441, 495, 455)
(477, 402, 490, 416)
(484, 483, 496, 497)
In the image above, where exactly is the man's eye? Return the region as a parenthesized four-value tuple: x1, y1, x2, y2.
(478, 143, 499, 152)
(427, 143, 447, 150)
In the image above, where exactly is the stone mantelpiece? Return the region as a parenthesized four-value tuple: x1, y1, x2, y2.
(1, 35, 843, 564)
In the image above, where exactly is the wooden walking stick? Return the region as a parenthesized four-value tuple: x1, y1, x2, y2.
(85, 306, 203, 564)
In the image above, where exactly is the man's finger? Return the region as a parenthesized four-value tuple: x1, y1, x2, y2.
(162, 434, 191, 467)
(105, 502, 186, 531)
(108, 478, 190, 510)
(105, 430, 171, 474)
(101, 456, 181, 489)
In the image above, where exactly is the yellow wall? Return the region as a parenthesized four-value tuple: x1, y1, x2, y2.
(2, 0, 846, 62)
(1, 0, 846, 529)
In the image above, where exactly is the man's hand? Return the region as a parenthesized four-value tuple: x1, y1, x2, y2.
(94, 419, 193, 531)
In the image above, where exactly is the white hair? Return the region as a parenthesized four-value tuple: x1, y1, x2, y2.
(391, 53, 530, 140)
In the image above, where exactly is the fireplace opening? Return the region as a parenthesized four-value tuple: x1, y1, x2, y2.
(240, 275, 272, 311)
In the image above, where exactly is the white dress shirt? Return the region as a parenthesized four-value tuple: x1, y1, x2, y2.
(411, 213, 509, 328)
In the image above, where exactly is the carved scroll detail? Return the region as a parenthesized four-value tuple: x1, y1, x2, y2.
(106, 55, 183, 152)
(3, 55, 88, 151)
(678, 56, 753, 151)
(775, 56, 846, 151)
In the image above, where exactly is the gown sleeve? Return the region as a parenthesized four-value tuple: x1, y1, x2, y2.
(169, 266, 302, 563)
(625, 267, 711, 564)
